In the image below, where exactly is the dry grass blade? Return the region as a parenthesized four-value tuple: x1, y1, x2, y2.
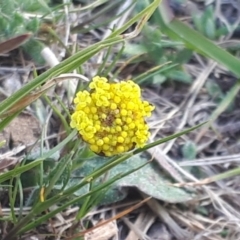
(124, 210, 155, 240)
(173, 167, 240, 187)
(142, 193, 193, 239)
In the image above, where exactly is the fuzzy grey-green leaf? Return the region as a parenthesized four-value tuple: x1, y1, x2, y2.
(66, 154, 193, 204)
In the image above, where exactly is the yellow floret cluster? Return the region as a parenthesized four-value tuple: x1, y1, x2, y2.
(70, 76, 155, 156)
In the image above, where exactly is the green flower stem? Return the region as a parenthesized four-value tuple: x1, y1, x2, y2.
(76, 181, 93, 220)
(97, 45, 113, 76)
(9, 178, 17, 224)
(44, 94, 71, 134)
(104, 42, 125, 77)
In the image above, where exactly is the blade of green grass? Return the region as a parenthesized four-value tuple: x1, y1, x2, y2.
(0, 37, 123, 115)
(153, 0, 240, 77)
(0, 0, 161, 117)
(0, 160, 42, 184)
(15, 160, 150, 235)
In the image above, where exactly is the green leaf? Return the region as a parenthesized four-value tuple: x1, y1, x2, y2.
(205, 80, 224, 102)
(10, 13, 26, 35)
(66, 155, 193, 204)
(192, 14, 205, 35)
(20, 159, 55, 188)
(152, 74, 167, 84)
(0, 0, 15, 16)
(0, 17, 9, 38)
(16, 0, 51, 13)
(155, 5, 240, 77)
(166, 70, 192, 84)
(124, 43, 147, 56)
(205, 17, 216, 40)
(116, 155, 193, 203)
(26, 18, 40, 33)
(182, 142, 197, 160)
(22, 39, 45, 65)
(174, 48, 193, 64)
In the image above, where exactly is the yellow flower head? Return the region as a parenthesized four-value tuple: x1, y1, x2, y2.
(70, 76, 155, 156)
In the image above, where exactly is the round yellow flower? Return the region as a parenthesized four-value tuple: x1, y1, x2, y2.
(70, 76, 155, 156)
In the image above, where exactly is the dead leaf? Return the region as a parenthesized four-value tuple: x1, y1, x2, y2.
(0, 75, 66, 118)
(0, 90, 46, 118)
(0, 33, 32, 54)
